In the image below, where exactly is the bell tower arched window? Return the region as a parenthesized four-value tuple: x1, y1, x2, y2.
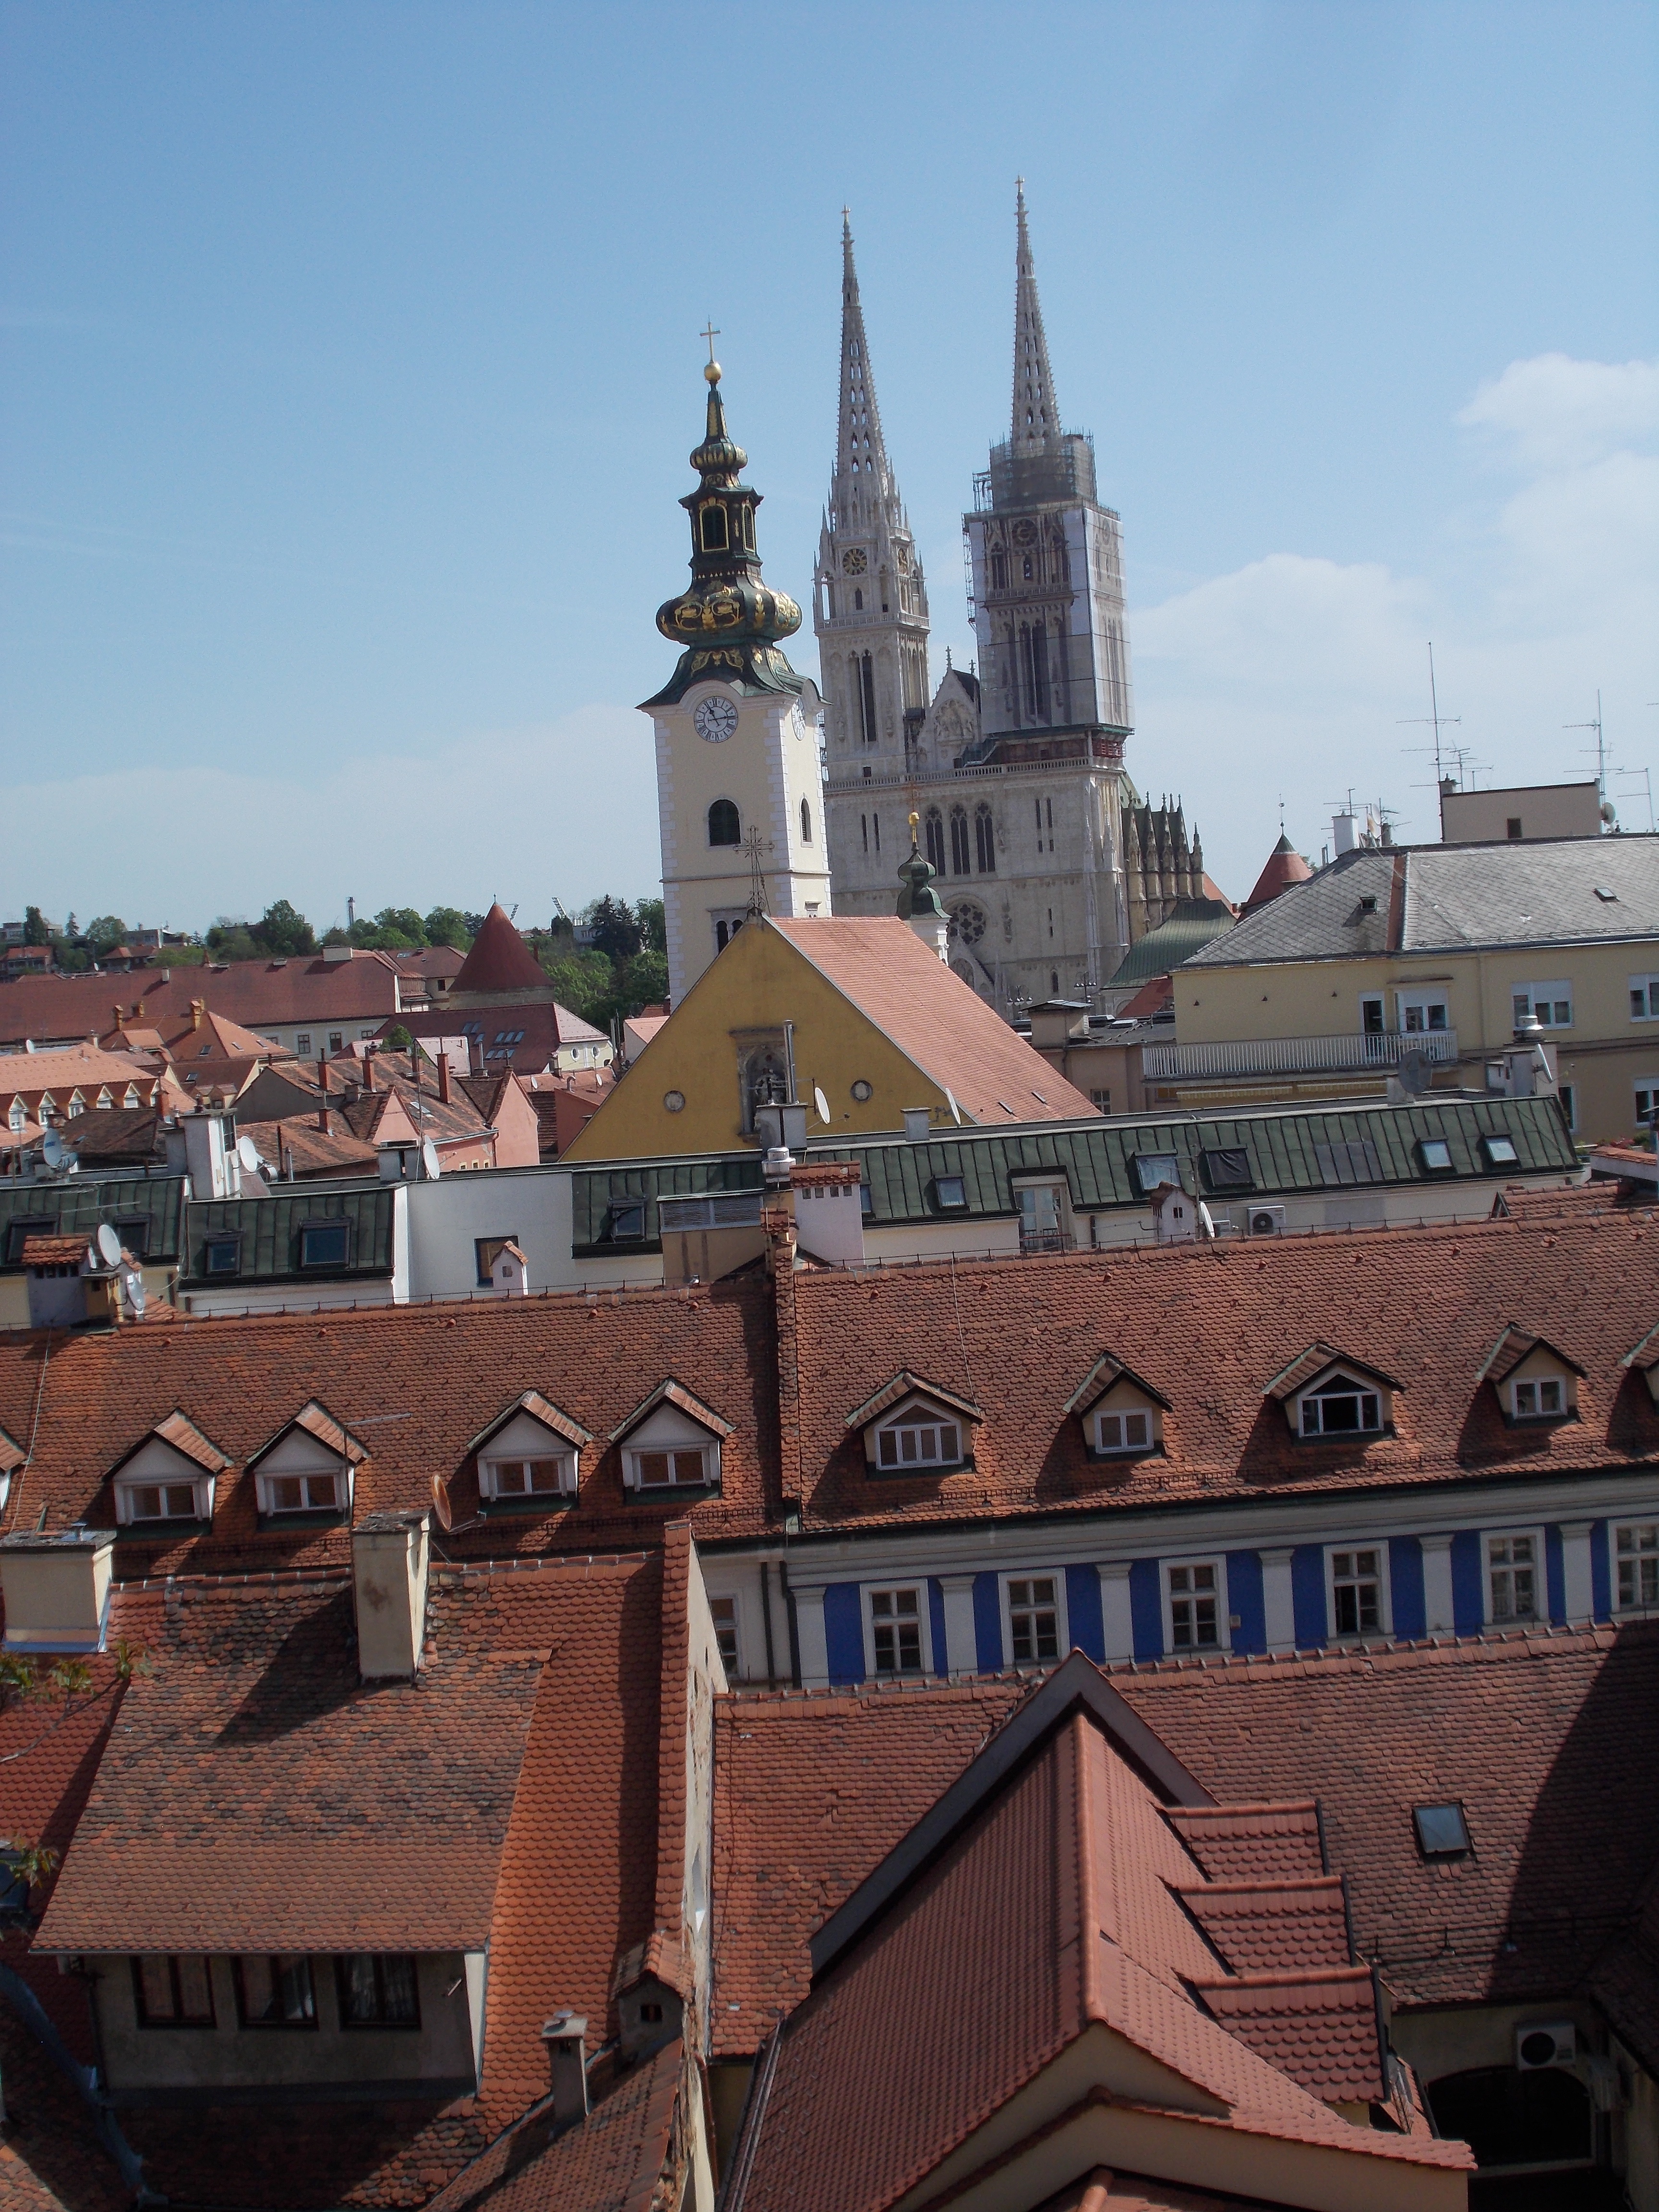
(858, 652, 878, 746)
(800, 797, 813, 844)
(950, 806, 971, 876)
(699, 505, 729, 552)
(708, 799, 740, 847)
(975, 803, 997, 874)
(924, 808, 945, 874)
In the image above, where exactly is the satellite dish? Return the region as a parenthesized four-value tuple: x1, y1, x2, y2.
(96, 1222, 123, 1270)
(421, 1139, 441, 1180)
(41, 1127, 65, 1171)
(945, 1088, 962, 1127)
(431, 1472, 454, 1533)
(812, 1085, 830, 1125)
(237, 1134, 263, 1173)
(1398, 1049, 1430, 1096)
(1197, 1201, 1216, 1239)
(122, 1269, 146, 1318)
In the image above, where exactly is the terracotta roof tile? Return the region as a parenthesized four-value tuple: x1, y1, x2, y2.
(450, 907, 550, 996)
(16, 1238, 84, 1269)
(1191, 1968, 1383, 2103)
(1175, 1877, 1350, 1976)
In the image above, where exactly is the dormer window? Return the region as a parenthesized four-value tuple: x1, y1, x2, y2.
(204, 1236, 240, 1277)
(1299, 1374, 1382, 1437)
(109, 1412, 230, 1529)
(612, 1382, 732, 1495)
(1095, 1406, 1153, 1455)
(468, 1392, 589, 1506)
(1266, 1344, 1400, 1442)
(1479, 1327, 1583, 1426)
(298, 1220, 349, 1270)
(932, 1176, 967, 1211)
(248, 1400, 366, 1520)
(847, 1372, 980, 1477)
(1132, 1151, 1182, 1196)
(1064, 1354, 1170, 1461)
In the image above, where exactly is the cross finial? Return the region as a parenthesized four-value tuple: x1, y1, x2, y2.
(701, 321, 721, 367)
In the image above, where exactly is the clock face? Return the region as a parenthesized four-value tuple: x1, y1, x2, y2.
(693, 696, 739, 743)
(841, 548, 868, 575)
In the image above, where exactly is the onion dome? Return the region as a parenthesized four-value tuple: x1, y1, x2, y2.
(642, 355, 805, 709)
(896, 816, 947, 921)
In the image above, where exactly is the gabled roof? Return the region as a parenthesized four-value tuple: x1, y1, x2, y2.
(1062, 1353, 1173, 1417)
(109, 1409, 232, 1478)
(1262, 1343, 1404, 1402)
(842, 1370, 982, 1431)
(768, 917, 1098, 1124)
(1477, 1324, 1587, 1383)
(608, 1378, 735, 1445)
(450, 904, 549, 995)
(467, 1388, 594, 1458)
(246, 1398, 369, 1469)
(1623, 1322, 1659, 1374)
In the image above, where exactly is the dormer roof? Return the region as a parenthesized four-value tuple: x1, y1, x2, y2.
(1263, 1343, 1404, 1402)
(609, 1379, 734, 1447)
(0, 1425, 24, 1476)
(843, 1370, 982, 1431)
(611, 1927, 689, 2001)
(246, 1398, 369, 1470)
(110, 1410, 233, 1479)
(1477, 1325, 1587, 1384)
(466, 1389, 593, 1458)
(1622, 1323, 1659, 1373)
(1061, 1353, 1172, 1418)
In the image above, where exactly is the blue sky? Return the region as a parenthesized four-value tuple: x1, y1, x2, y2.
(3, 0, 1656, 932)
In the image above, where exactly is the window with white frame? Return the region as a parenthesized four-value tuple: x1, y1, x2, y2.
(1512, 980, 1573, 1029)
(1508, 1371, 1572, 1422)
(867, 1586, 926, 1675)
(708, 1595, 740, 1673)
(1397, 990, 1449, 1034)
(117, 1474, 213, 1525)
(261, 1468, 345, 1515)
(873, 1404, 964, 1471)
(1615, 1523, 1659, 1612)
(1165, 1561, 1225, 1652)
(621, 1403, 721, 1491)
(1485, 1531, 1543, 1623)
(1634, 1082, 1659, 1131)
(1091, 1397, 1158, 1455)
(1631, 977, 1659, 1022)
(1328, 1546, 1387, 1638)
(480, 1452, 574, 1501)
(1298, 1372, 1383, 1438)
(1004, 1574, 1064, 1664)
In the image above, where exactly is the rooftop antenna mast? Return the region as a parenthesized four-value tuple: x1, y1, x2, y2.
(739, 827, 772, 921)
(1397, 641, 1460, 782)
(1565, 690, 1609, 798)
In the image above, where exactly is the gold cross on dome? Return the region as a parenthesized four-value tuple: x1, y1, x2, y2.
(701, 321, 721, 367)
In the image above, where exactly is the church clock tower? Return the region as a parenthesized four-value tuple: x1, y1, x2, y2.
(643, 347, 829, 1005)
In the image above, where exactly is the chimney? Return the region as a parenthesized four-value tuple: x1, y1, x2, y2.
(191, 997, 204, 1031)
(317, 1057, 330, 1132)
(351, 1510, 430, 1680)
(364, 1052, 376, 1093)
(437, 1053, 451, 1104)
(1332, 811, 1359, 856)
(0, 1529, 116, 1655)
(541, 2013, 589, 2127)
(903, 1107, 932, 1142)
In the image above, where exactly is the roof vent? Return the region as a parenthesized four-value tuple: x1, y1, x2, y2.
(902, 1107, 932, 1143)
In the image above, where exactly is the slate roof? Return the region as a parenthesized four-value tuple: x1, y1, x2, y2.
(1188, 833, 1659, 967)
(768, 918, 1099, 1123)
(711, 1626, 1659, 2079)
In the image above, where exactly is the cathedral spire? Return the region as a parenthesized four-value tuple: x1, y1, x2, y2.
(1011, 179, 1059, 451)
(834, 211, 893, 513)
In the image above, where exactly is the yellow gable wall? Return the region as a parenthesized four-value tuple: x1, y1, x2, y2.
(563, 919, 958, 1161)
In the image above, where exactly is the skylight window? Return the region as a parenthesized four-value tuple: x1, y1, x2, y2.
(1132, 1151, 1182, 1195)
(1480, 1134, 1520, 1167)
(1199, 1147, 1252, 1191)
(1417, 1138, 1455, 1173)
(1413, 1803, 1471, 1857)
(298, 1222, 350, 1270)
(606, 1202, 647, 1241)
(933, 1175, 967, 1210)
(204, 1238, 240, 1277)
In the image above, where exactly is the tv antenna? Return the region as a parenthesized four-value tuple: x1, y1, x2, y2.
(1397, 642, 1460, 782)
(1565, 691, 1609, 796)
(739, 827, 773, 920)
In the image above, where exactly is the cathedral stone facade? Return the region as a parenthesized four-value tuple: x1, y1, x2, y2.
(818, 190, 1204, 1010)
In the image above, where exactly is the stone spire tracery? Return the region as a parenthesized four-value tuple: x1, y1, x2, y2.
(1012, 179, 1060, 452)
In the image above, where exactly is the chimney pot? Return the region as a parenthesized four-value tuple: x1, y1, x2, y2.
(437, 1053, 450, 1104)
(541, 2013, 589, 2127)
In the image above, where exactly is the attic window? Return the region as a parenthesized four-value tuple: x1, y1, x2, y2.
(480, 1453, 575, 1501)
(1094, 1406, 1154, 1455)
(1199, 1148, 1252, 1191)
(876, 1411, 962, 1470)
(1132, 1151, 1181, 1195)
(1595, 886, 1618, 902)
(118, 1476, 213, 1525)
(204, 1237, 240, 1277)
(633, 1448, 713, 1488)
(1299, 1373, 1382, 1437)
(1413, 1803, 1471, 1858)
(259, 1469, 344, 1515)
(605, 1202, 648, 1242)
(932, 1176, 967, 1210)
(1417, 1138, 1455, 1173)
(1357, 894, 1378, 914)
(3, 1218, 53, 1265)
(1511, 1376, 1566, 1421)
(112, 1217, 149, 1259)
(298, 1221, 350, 1269)
(1480, 1134, 1520, 1168)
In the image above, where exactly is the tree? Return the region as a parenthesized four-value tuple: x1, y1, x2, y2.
(634, 898, 666, 954)
(205, 923, 262, 962)
(85, 917, 127, 952)
(583, 895, 641, 962)
(618, 947, 669, 1011)
(22, 906, 48, 946)
(541, 950, 615, 1026)
(251, 900, 316, 958)
(423, 906, 472, 951)
(383, 1022, 414, 1052)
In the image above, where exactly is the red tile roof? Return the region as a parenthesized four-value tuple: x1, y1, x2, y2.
(1191, 1969, 1382, 2104)
(1242, 836, 1314, 914)
(450, 906, 552, 996)
(731, 1700, 1463, 2212)
(769, 918, 1099, 1124)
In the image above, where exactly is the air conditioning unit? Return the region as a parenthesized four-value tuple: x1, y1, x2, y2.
(1515, 2021, 1577, 2071)
(1239, 1205, 1286, 1238)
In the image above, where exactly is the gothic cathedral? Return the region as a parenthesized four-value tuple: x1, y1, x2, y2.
(817, 190, 1206, 1009)
(642, 349, 831, 1006)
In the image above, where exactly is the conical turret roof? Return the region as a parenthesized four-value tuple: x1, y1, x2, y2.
(1243, 833, 1315, 914)
(450, 904, 546, 994)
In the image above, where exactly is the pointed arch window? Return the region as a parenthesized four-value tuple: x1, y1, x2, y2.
(800, 798, 813, 845)
(950, 806, 971, 876)
(708, 800, 741, 848)
(974, 803, 997, 875)
(924, 808, 945, 875)
(858, 652, 878, 745)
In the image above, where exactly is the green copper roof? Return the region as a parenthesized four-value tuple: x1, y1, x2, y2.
(1109, 898, 1236, 987)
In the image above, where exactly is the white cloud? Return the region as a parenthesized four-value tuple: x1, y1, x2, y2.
(1133, 353, 1659, 884)
(1457, 353, 1659, 471)
(0, 704, 659, 933)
